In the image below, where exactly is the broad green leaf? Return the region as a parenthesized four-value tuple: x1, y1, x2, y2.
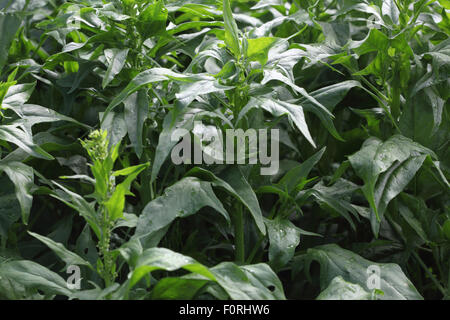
(277, 147, 326, 194)
(400, 89, 445, 145)
(51, 182, 101, 239)
(102, 48, 129, 89)
(105, 163, 149, 221)
(69, 284, 121, 301)
(261, 69, 333, 119)
(168, 20, 224, 35)
(298, 80, 363, 141)
(175, 77, 233, 100)
(0, 125, 54, 160)
(0, 12, 21, 71)
(100, 111, 127, 148)
(28, 231, 92, 268)
(150, 107, 228, 182)
(381, 0, 400, 25)
(0, 80, 16, 107)
(151, 277, 209, 299)
(348, 135, 434, 227)
(319, 21, 350, 47)
(0, 260, 72, 296)
(136, 0, 168, 39)
(299, 184, 358, 231)
(251, 0, 283, 10)
(124, 90, 149, 158)
(239, 96, 316, 148)
(370, 155, 427, 236)
(398, 202, 429, 242)
(220, 166, 265, 234)
(208, 262, 286, 300)
(443, 220, 450, 240)
(351, 28, 389, 56)
(2, 83, 35, 109)
(12, 104, 89, 129)
(187, 167, 266, 235)
(223, 0, 241, 57)
(304, 244, 423, 300)
(0, 177, 20, 237)
(316, 276, 373, 300)
(102, 68, 231, 124)
(439, 0, 450, 9)
(0, 161, 34, 224)
(151, 108, 196, 182)
(129, 247, 216, 288)
(246, 37, 277, 65)
(134, 177, 229, 248)
(113, 212, 138, 230)
(265, 217, 301, 270)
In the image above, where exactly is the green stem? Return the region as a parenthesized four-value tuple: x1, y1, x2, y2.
(412, 251, 447, 297)
(233, 203, 245, 264)
(98, 205, 115, 288)
(246, 200, 281, 264)
(390, 82, 401, 120)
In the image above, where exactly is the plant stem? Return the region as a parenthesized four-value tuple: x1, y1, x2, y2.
(233, 203, 245, 264)
(412, 251, 447, 297)
(246, 200, 281, 264)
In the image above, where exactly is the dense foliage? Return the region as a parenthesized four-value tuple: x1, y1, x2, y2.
(0, 0, 448, 300)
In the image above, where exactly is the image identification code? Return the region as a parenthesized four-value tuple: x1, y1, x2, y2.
(178, 304, 271, 317)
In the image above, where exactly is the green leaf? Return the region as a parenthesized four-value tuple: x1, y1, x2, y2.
(151, 107, 220, 182)
(0, 125, 54, 160)
(100, 111, 127, 148)
(400, 89, 445, 145)
(398, 202, 429, 242)
(151, 277, 209, 299)
(128, 247, 216, 288)
(251, 0, 284, 10)
(28, 231, 92, 268)
(0, 161, 34, 225)
(0, 178, 21, 237)
(246, 37, 277, 65)
(277, 147, 326, 194)
(239, 96, 316, 148)
(381, 0, 400, 25)
(261, 69, 333, 119)
(102, 48, 129, 89)
(105, 163, 149, 221)
(351, 28, 389, 57)
(443, 220, 450, 240)
(0, 260, 72, 296)
(134, 177, 229, 248)
(2, 83, 35, 109)
(50, 182, 101, 239)
(265, 217, 301, 270)
(316, 276, 373, 300)
(136, 1, 168, 39)
(12, 104, 90, 129)
(370, 155, 427, 235)
(348, 135, 434, 229)
(220, 166, 266, 235)
(102, 68, 231, 124)
(298, 80, 362, 141)
(303, 184, 358, 231)
(223, 0, 241, 57)
(304, 244, 423, 300)
(187, 167, 266, 235)
(123, 90, 148, 158)
(208, 262, 286, 300)
(0, 12, 21, 71)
